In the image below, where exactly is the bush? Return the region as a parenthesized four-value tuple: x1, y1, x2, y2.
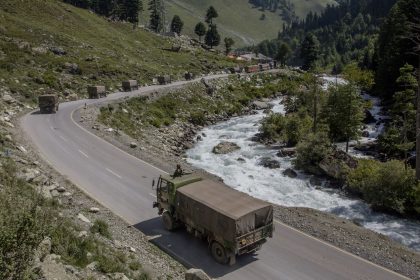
(90, 219, 112, 239)
(294, 131, 333, 174)
(347, 160, 418, 214)
(0, 161, 53, 280)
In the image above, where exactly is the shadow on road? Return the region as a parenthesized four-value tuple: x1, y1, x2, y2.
(133, 217, 259, 278)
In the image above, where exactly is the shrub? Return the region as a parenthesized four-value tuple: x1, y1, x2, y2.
(0, 161, 53, 280)
(96, 254, 126, 274)
(129, 260, 141, 271)
(347, 160, 417, 214)
(190, 111, 206, 126)
(90, 219, 112, 239)
(294, 131, 333, 174)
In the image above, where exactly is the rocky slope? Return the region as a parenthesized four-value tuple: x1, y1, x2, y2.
(0, 91, 185, 279)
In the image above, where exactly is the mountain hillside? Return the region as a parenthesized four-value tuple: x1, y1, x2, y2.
(159, 0, 337, 47)
(0, 0, 234, 104)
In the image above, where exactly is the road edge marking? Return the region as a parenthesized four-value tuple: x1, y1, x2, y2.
(274, 220, 411, 279)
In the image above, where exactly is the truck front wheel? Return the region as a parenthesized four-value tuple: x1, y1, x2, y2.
(162, 211, 175, 231)
(211, 241, 228, 264)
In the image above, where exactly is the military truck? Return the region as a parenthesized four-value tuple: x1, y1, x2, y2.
(184, 72, 194, 81)
(88, 86, 106, 99)
(152, 173, 274, 265)
(122, 80, 139, 92)
(157, 75, 171, 85)
(38, 95, 59, 114)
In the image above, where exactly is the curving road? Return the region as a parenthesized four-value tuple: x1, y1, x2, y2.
(21, 75, 410, 280)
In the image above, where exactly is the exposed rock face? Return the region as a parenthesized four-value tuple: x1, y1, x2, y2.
(185, 269, 211, 280)
(212, 141, 240, 154)
(283, 168, 298, 178)
(319, 150, 358, 180)
(258, 157, 281, 169)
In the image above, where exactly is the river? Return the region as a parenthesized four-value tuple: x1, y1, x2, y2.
(186, 76, 420, 251)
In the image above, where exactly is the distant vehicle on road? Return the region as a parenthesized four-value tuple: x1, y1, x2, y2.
(88, 86, 107, 99)
(38, 94, 59, 114)
(157, 75, 171, 85)
(122, 80, 139, 92)
(152, 172, 274, 265)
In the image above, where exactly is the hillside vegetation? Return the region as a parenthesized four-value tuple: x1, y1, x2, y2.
(161, 0, 336, 47)
(0, 0, 234, 104)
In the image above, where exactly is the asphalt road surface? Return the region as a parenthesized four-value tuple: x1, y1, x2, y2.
(21, 75, 410, 280)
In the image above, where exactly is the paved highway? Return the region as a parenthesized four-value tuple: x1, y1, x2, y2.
(21, 76, 410, 280)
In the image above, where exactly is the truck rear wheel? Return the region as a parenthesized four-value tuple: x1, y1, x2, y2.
(211, 241, 228, 264)
(162, 211, 175, 231)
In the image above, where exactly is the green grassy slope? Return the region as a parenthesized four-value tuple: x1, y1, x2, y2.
(0, 0, 235, 103)
(159, 0, 336, 47)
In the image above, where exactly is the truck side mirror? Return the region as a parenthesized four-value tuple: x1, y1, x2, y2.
(152, 179, 155, 190)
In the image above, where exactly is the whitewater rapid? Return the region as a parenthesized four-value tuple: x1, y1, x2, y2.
(186, 84, 420, 251)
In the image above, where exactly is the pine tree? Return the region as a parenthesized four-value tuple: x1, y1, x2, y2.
(205, 24, 221, 49)
(170, 15, 184, 35)
(300, 33, 320, 71)
(149, 0, 164, 33)
(125, 0, 142, 28)
(224, 37, 235, 55)
(194, 22, 206, 42)
(322, 83, 364, 152)
(275, 43, 291, 66)
(205, 6, 218, 25)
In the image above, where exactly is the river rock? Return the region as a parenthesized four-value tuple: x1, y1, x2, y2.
(283, 168, 298, 178)
(237, 157, 246, 162)
(212, 141, 240, 154)
(319, 150, 358, 180)
(258, 157, 281, 169)
(251, 101, 271, 110)
(362, 130, 370, 137)
(309, 176, 323, 187)
(364, 109, 376, 123)
(276, 147, 296, 157)
(185, 268, 211, 280)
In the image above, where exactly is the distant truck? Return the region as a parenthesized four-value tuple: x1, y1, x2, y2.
(122, 80, 139, 92)
(152, 173, 274, 265)
(184, 72, 194, 81)
(88, 86, 106, 99)
(38, 95, 59, 114)
(157, 75, 171, 85)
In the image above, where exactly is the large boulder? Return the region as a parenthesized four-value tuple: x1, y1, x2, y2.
(212, 141, 240, 154)
(251, 101, 272, 110)
(319, 150, 358, 180)
(283, 168, 298, 178)
(364, 109, 376, 123)
(258, 157, 281, 169)
(185, 269, 211, 280)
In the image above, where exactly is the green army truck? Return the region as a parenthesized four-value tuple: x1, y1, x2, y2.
(152, 174, 274, 265)
(38, 95, 59, 114)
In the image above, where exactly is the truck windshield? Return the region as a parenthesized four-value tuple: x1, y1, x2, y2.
(160, 179, 170, 192)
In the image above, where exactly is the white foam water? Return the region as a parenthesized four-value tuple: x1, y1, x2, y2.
(186, 94, 420, 251)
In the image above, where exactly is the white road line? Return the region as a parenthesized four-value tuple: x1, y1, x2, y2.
(59, 135, 68, 142)
(106, 168, 122, 179)
(273, 220, 411, 279)
(149, 193, 157, 198)
(78, 150, 89, 158)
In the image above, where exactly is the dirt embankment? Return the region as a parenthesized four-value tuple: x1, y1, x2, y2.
(78, 84, 420, 280)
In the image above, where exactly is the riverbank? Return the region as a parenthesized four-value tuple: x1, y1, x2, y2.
(78, 77, 420, 280)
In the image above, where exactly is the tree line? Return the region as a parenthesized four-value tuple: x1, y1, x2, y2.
(62, 1, 235, 54)
(62, 0, 143, 25)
